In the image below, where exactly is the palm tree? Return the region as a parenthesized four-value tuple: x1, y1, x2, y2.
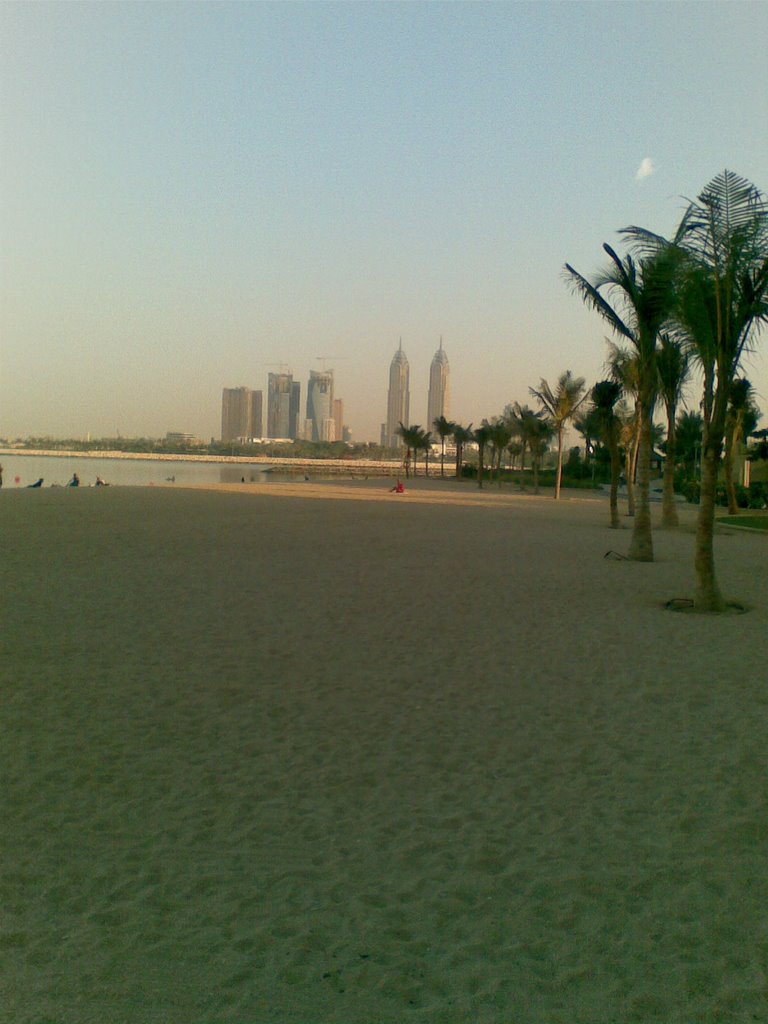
(592, 380, 623, 528)
(487, 417, 513, 485)
(529, 371, 588, 499)
(451, 423, 473, 479)
(505, 402, 539, 478)
(724, 378, 756, 514)
(565, 244, 677, 560)
(676, 410, 704, 481)
(419, 429, 433, 478)
(606, 342, 640, 516)
(526, 416, 553, 494)
(573, 406, 602, 469)
(397, 422, 422, 479)
(657, 334, 690, 527)
(473, 422, 493, 489)
(627, 171, 768, 609)
(432, 415, 455, 478)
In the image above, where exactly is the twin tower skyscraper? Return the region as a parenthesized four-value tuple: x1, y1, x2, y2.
(382, 339, 450, 448)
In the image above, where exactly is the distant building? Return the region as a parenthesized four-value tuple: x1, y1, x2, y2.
(221, 387, 263, 441)
(250, 390, 263, 439)
(306, 369, 335, 441)
(333, 399, 344, 445)
(426, 338, 450, 433)
(385, 341, 410, 448)
(267, 373, 301, 440)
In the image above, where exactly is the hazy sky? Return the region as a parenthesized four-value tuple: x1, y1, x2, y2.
(2, 1, 767, 442)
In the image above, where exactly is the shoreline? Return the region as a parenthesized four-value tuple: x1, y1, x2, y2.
(0, 447, 404, 476)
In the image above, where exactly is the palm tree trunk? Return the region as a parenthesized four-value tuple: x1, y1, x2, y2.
(554, 428, 563, 499)
(455, 444, 462, 479)
(661, 404, 679, 527)
(533, 455, 540, 494)
(628, 407, 654, 561)
(440, 440, 445, 478)
(625, 442, 636, 516)
(695, 446, 725, 611)
(724, 427, 737, 515)
(477, 444, 484, 489)
(609, 438, 621, 529)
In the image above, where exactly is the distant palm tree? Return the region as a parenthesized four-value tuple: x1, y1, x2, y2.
(606, 343, 640, 516)
(529, 371, 588, 499)
(432, 415, 455, 478)
(419, 429, 433, 477)
(506, 440, 523, 470)
(724, 379, 756, 514)
(397, 422, 422, 478)
(487, 417, 513, 485)
(526, 416, 553, 494)
(573, 406, 602, 468)
(656, 334, 690, 527)
(506, 402, 540, 477)
(675, 410, 703, 480)
(473, 422, 493, 489)
(565, 244, 677, 559)
(451, 423, 473, 479)
(592, 380, 623, 528)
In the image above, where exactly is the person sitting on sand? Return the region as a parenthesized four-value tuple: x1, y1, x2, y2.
(389, 479, 405, 494)
(95, 476, 107, 486)
(27, 478, 44, 488)
(67, 473, 80, 487)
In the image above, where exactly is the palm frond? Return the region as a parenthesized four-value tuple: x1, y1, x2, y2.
(563, 263, 633, 340)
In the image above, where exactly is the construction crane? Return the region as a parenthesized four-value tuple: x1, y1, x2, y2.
(260, 362, 292, 374)
(315, 356, 347, 371)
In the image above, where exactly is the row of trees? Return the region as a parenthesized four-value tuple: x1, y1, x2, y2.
(397, 171, 767, 613)
(565, 170, 767, 611)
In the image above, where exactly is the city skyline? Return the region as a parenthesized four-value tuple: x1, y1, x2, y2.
(2, 4, 767, 442)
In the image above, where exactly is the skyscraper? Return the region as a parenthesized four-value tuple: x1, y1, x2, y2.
(267, 372, 301, 439)
(306, 369, 335, 441)
(385, 341, 410, 448)
(222, 386, 261, 442)
(332, 398, 344, 444)
(426, 338, 450, 432)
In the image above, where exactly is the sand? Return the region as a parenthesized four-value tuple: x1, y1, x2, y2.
(1, 479, 766, 1023)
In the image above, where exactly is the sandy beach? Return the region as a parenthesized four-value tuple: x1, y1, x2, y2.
(1, 479, 766, 1023)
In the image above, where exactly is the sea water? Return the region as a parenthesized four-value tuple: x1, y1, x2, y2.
(0, 454, 289, 489)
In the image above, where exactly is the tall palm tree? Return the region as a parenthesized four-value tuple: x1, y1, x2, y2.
(432, 415, 455, 478)
(565, 245, 677, 559)
(451, 423, 473, 479)
(656, 334, 690, 527)
(473, 422, 493, 489)
(724, 378, 756, 514)
(592, 379, 623, 528)
(627, 170, 768, 609)
(529, 371, 588, 499)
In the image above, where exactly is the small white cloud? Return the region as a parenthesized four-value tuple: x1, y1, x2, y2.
(636, 157, 655, 182)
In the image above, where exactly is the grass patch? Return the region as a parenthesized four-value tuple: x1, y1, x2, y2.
(718, 515, 768, 532)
